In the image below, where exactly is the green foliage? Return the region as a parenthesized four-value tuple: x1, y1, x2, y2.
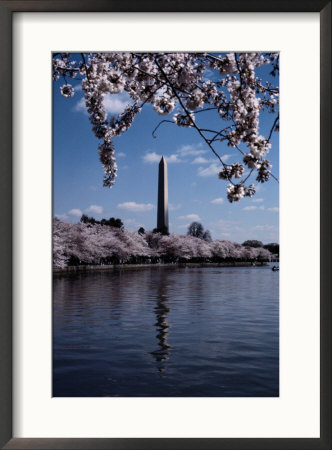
(202, 230, 212, 243)
(187, 222, 204, 238)
(187, 222, 212, 242)
(107, 217, 124, 229)
(242, 240, 263, 248)
(80, 214, 96, 225)
(80, 215, 124, 229)
(263, 242, 279, 255)
(152, 226, 169, 235)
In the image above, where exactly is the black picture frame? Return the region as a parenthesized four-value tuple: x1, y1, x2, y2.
(0, 1, 331, 449)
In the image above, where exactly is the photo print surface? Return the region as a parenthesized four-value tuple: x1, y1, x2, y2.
(53, 52, 279, 397)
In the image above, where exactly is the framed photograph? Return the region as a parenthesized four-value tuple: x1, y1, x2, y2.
(0, 1, 331, 449)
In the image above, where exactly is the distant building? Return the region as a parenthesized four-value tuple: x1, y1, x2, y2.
(157, 156, 169, 232)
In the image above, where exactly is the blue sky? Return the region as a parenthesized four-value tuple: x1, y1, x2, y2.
(53, 55, 279, 244)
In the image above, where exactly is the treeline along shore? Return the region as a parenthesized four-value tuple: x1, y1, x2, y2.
(53, 219, 275, 270)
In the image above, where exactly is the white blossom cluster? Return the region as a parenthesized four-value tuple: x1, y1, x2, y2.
(53, 53, 79, 81)
(173, 111, 195, 127)
(60, 84, 74, 98)
(256, 160, 272, 183)
(53, 52, 279, 200)
(218, 163, 244, 180)
(227, 183, 256, 202)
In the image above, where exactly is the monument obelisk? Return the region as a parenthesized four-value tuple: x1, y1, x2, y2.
(157, 156, 169, 232)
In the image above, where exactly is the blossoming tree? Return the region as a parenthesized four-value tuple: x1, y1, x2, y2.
(53, 52, 279, 202)
(53, 219, 271, 268)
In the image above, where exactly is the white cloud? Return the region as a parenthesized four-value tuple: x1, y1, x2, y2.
(193, 155, 232, 164)
(85, 205, 103, 215)
(166, 154, 182, 163)
(72, 82, 82, 92)
(243, 206, 257, 211)
(267, 207, 279, 212)
(252, 198, 264, 203)
(143, 152, 160, 163)
(143, 152, 182, 164)
(55, 213, 68, 221)
(117, 152, 126, 158)
(222, 154, 232, 162)
(211, 198, 224, 205)
(73, 98, 87, 115)
(243, 205, 264, 211)
(68, 208, 82, 217)
(192, 156, 211, 164)
(178, 213, 201, 221)
(198, 163, 220, 177)
(143, 147, 230, 168)
(169, 203, 181, 211)
(74, 92, 132, 116)
(183, 144, 231, 164)
(177, 143, 207, 156)
(117, 202, 154, 212)
(103, 92, 132, 114)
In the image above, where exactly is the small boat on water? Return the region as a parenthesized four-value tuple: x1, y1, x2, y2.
(272, 265, 279, 271)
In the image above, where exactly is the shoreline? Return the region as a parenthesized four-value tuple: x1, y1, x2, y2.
(53, 261, 270, 274)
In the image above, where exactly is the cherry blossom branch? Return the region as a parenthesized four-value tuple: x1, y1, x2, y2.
(53, 52, 280, 201)
(154, 56, 231, 176)
(81, 53, 92, 84)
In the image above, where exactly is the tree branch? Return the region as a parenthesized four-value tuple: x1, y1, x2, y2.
(154, 56, 233, 183)
(152, 120, 175, 138)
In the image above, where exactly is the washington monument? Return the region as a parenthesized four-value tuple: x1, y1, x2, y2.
(157, 156, 169, 232)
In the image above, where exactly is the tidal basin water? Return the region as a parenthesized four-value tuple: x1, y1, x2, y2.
(53, 266, 279, 397)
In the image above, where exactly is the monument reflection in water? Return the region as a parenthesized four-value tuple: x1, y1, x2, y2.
(53, 266, 279, 397)
(150, 271, 171, 372)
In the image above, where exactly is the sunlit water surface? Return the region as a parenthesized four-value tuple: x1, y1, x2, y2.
(53, 266, 279, 397)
